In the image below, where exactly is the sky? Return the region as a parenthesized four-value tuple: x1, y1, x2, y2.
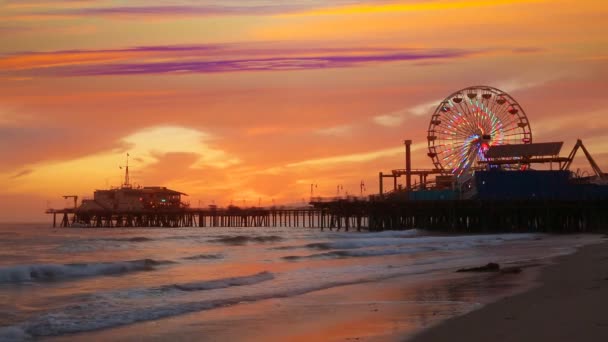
(0, 0, 607, 221)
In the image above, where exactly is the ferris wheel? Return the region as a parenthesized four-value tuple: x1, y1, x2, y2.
(427, 86, 532, 177)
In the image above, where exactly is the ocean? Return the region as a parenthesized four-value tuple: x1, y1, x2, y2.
(0, 224, 599, 341)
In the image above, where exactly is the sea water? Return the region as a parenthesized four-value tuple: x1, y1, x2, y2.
(0, 224, 598, 341)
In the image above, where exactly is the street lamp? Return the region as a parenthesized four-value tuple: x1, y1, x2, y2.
(310, 183, 318, 198)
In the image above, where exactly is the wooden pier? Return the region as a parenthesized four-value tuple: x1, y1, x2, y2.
(47, 198, 608, 233)
(356, 199, 608, 233)
(46, 206, 368, 231)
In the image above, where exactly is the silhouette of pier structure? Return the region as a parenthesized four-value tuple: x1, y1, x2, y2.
(47, 196, 608, 233)
(46, 205, 369, 230)
(45, 87, 608, 233)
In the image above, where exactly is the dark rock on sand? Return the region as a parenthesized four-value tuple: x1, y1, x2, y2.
(457, 262, 500, 273)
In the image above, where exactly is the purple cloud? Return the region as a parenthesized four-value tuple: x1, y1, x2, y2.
(10, 169, 33, 179)
(29, 1, 406, 18)
(69, 50, 471, 76)
(2, 45, 475, 77)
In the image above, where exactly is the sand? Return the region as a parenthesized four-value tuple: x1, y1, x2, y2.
(410, 239, 608, 341)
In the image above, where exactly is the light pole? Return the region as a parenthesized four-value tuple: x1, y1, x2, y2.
(310, 183, 318, 198)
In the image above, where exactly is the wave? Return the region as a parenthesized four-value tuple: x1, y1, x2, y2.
(282, 234, 540, 261)
(209, 235, 283, 245)
(325, 229, 424, 239)
(304, 238, 408, 250)
(0, 259, 170, 284)
(5, 268, 437, 338)
(98, 236, 153, 242)
(288, 232, 539, 252)
(166, 271, 273, 292)
(181, 253, 223, 261)
(283, 246, 435, 261)
(272, 230, 425, 251)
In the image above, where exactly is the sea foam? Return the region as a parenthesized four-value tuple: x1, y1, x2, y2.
(0, 259, 168, 284)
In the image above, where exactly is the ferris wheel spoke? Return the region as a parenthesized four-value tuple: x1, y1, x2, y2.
(453, 101, 479, 134)
(436, 123, 476, 140)
(495, 125, 524, 135)
(445, 143, 479, 166)
(461, 103, 483, 134)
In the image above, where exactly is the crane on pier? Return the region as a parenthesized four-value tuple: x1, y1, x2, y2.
(62, 195, 78, 209)
(561, 139, 607, 181)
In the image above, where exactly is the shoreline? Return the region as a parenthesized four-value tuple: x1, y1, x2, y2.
(42, 237, 584, 342)
(410, 238, 608, 341)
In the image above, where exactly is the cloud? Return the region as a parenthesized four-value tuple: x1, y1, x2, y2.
(315, 125, 353, 136)
(302, 0, 549, 16)
(10, 169, 33, 179)
(408, 100, 441, 117)
(2, 125, 240, 194)
(123, 126, 240, 169)
(286, 143, 425, 168)
(372, 108, 408, 127)
(11, 1, 410, 19)
(373, 73, 569, 128)
(372, 100, 438, 127)
(7, 48, 473, 77)
(8, 0, 548, 20)
(494, 75, 566, 94)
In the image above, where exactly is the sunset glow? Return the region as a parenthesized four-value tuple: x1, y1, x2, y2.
(1, 0, 607, 221)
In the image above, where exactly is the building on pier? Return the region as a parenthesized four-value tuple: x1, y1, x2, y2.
(80, 186, 187, 212)
(75, 153, 188, 212)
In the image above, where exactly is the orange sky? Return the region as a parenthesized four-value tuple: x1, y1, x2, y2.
(1, 0, 607, 221)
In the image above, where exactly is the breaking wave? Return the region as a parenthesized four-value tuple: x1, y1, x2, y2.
(181, 253, 223, 261)
(167, 271, 274, 292)
(304, 238, 406, 250)
(283, 246, 435, 261)
(209, 235, 283, 245)
(0, 259, 170, 284)
(4, 270, 430, 338)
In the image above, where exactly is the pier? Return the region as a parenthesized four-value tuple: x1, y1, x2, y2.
(44, 86, 608, 234)
(46, 206, 360, 230)
(47, 198, 608, 233)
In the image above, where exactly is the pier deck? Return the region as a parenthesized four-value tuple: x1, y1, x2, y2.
(47, 199, 608, 233)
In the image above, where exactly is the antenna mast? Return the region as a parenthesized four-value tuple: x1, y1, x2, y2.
(122, 153, 132, 189)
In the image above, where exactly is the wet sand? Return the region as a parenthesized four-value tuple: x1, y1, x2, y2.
(411, 240, 608, 341)
(46, 263, 541, 342)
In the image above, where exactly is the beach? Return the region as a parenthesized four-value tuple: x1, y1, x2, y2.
(0, 224, 602, 341)
(411, 239, 608, 341)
